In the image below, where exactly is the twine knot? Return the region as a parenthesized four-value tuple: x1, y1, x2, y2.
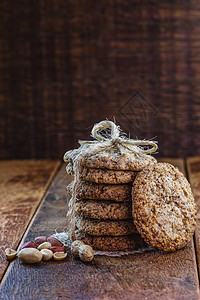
(91, 120, 120, 141)
(78, 120, 158, 155)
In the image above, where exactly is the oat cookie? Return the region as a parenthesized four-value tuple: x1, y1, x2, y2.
(67, 181, 132, 202)
(75, 199, 132, 220)
(79, 167, 137, 184)
(75, 229, 146, 251)
(75, 214, 137, 236)
(64, 149, 157, 172)
(80, 152, 157, 171)
(132, 163, 197, 252)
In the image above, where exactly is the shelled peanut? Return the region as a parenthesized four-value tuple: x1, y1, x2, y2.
(5, 235, 67, 264)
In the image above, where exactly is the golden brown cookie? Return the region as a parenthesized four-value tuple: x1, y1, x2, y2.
(64, 148, 157, 172)
(79, 167, 137, 184)
(67, 181, 132, 202)
(75, 214, 137, 236)
(75, 229, 146, 251)
(132, 163, 197, 252)
(75, 199, 132, 220)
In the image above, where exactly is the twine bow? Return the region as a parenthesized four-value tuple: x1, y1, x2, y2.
(64, 120, 157, 241)
(78, 120, 158, 155)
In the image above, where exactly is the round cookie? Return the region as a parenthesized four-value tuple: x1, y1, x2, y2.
(64, 148, 157, 172)
(132, 162, 197, 252)
(75, 214, 137, 236)
(75, 199, 132, 220)
(79, 167, 137, 184)
(75, 229, 146, 251)
(68, 180, 132, 202)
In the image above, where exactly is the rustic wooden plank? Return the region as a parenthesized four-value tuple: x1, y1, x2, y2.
(1, 160, 199, 299)
(0, 160, 60, 282)
(186, 156, 200, 280)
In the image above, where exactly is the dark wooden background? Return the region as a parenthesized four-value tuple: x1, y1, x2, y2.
(1, 0, 200, 159)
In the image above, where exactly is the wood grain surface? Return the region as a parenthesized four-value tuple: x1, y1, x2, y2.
(0, 160, 60, 281)
(1, 1, 200, 159)
(0, 160, 199, 300)
(158, 158, 186, 175)
(187, 157, 200, 279)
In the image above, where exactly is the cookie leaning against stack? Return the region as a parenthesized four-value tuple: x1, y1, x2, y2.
(132, 163, 197, 252)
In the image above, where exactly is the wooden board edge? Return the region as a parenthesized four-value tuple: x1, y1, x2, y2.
(186, 157, 200, 291)
(0, 160, 61, 285)
(16, 160, 62, 249)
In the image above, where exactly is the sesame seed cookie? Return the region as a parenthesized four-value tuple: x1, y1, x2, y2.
(75, 229, 146, 251)
(79, 166, 137, 184)
(75, 199, 132, 220)
(75, 214, 137, 236)
(67, 180, 132, 202)
(132, 162, 197, 252)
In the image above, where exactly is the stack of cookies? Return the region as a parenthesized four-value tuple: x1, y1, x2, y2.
(66, 149, 157, 251)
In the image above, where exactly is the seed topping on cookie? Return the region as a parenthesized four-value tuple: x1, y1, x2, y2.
(132, 163, 196, 252)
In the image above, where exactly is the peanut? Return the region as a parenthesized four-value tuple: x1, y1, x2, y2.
(20, 241, 38, 250)
(71, 240, 85, 258)
(79, 245, 94, 262)
(53, 252, 67, 261)
(49, 246, 66, 253)
(47, 237, 63, 247)
(18, 248, 42, 264)
(40, 249, 53, 261)
(37, 242, 51, 251)
(34, 236, 47, 245)
(5, 248, 17, 260)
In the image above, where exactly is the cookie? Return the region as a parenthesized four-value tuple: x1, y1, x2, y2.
(75, 214, 137, 236)
(79, 167, 137, 184)
(132, 162, 197, 252)
(64, 148, 157, 172)
(75, 229, 146, 251)
(75, 199, 132, 220)
(67, 181, 132, 202)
